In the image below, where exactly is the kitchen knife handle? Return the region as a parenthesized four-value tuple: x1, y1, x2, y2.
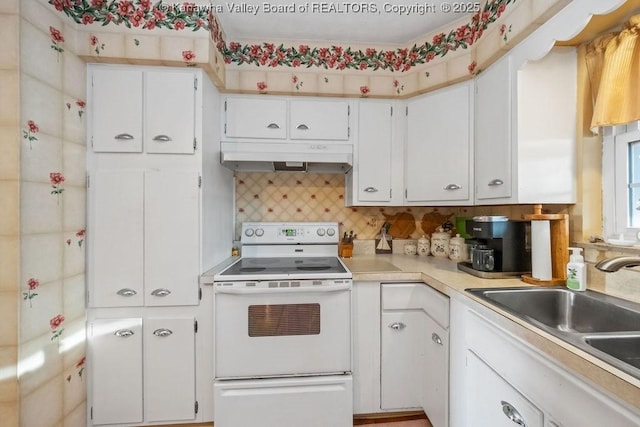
(488, 179, 504, 186)
(267, 123, 280, 129)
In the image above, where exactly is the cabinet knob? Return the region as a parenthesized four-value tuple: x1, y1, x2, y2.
(114, 329, 135, 338)
(150, 288, 171, 297)
(153, 328, 173, 337)
(152, 134, 172, 142)
(501, 401, 527, 426)
(444, 184, 462, 191)
(114, 133, 134, 140)
(363, 187, 379, 193)
(266, 123, 280, 129)
(431, 332, 443, 345)
(488, 179, 504, 186)
(389, 322, 406, 331)
(116, 288, 137, 297)
(296, 124, 310, 130)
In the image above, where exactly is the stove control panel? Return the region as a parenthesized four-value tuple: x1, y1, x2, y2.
(241, 222, 340, 244)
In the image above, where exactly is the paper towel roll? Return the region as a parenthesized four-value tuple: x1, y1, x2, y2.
(531, 220, 552, 281)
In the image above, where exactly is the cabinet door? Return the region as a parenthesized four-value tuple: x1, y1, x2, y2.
(381, 311, 423, 410)
(145, 71, 196, 154)
(475, 56, 512, 200)
(290, 100, 350, 140)
(405, 82, 472, 204)
(91, 69, 143, 153)
(90, 318, 143, 425)
(467, 351, 544, 427)
(144, 171, 200, 306)
(224, 97, 287, 139)
(357, 102, 393, 203)
(88, 170, 144, 307)
(144, 317, 196, 422)
(422, 318, 448, 427)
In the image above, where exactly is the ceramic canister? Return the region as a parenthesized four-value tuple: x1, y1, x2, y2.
(417, 235, 430, 256)
(430, 231, 450, 258)
(404, 243, 417, 255)
(449, 233, 467, 261)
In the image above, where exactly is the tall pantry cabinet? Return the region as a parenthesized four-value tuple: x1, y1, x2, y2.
(85, 64, 233, 426)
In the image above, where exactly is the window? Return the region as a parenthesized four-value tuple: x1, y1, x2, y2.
(602, 121, 640, 239)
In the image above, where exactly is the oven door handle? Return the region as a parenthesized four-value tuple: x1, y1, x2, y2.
(214, 283, 351, 295)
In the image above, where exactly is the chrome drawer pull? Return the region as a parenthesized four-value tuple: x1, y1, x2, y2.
(114, 133, 134, 140)
(389, 322, 406, 331)
(151, 288, 171, 297)
(114, 329, 134, 338)
(444, 184, 461, 190)
(488, 179, 504, 186)
(152, 134, 172, 142)
(432, 332, 443, 345)
(363, 187, 379, 193)
(296, 124, 309, 130)
(501, 401, 527, 426)
(153, 328, 173, 337)
(116, 288, 137, 297)
(266, 123, 280, 129)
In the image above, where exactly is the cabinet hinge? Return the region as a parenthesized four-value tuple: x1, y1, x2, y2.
(193, 137, 197, 151)
(348, 127, 350, 138)
(86, 174, 90, 188)
(90, 407, 93, 420)
(347, 105, 350, 116)
(390, 188, 392, 198)
(195, 401, 199, 414)
(194, 77, 198, 90)
(198, 287, 202, 300)
(198, 175, 202, 188)
(390, 106, 393, 116)
(224, 123, 227, 135)
(405, 105, 408, 116)
(405, 189, 408, 198)
(194, 320, 198, 333)
(91, 136, 94, 148)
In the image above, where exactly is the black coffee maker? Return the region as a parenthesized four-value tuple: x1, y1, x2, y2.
(458, 216, 531, 278)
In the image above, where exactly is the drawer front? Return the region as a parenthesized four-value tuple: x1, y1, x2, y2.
(382, 283, 449, 328)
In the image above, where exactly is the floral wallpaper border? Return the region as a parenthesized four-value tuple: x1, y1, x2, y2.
(48, 0, 516, 72)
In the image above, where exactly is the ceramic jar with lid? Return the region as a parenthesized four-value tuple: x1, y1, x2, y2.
(430, 231, 450, 258)
(404, 243, 417, 255)
(417, 235, 430, 256)
(449, 233, 467, 261)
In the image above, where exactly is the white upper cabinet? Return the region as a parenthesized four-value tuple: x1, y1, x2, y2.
(346, 101, 403, 206)
(91, 69, 196, 154)
(405, 81, 473, 205)
(224, 97, 287, 139)
(475, 56, 512, 201)
(91, 69, 143, 153)
(223, 95, 351, 142)
(289, 100, 350, 140)
(474, 47, 577, 204)
(145, 71, 196, 154)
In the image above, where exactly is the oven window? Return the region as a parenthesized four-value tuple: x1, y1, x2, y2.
(248, 304, 320, 337)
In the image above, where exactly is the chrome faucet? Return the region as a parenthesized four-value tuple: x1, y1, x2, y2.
(595, 256, 640, 272)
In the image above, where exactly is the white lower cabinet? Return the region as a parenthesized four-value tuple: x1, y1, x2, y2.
(89, 316, 196, 426)
(450, 297, 640, 427)
(353, 282, 449, 427)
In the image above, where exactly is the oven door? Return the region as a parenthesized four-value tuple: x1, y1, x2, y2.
(214, 282, 351, 378)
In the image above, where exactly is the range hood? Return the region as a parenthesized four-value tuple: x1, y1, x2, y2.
(220, 141, 353, 173)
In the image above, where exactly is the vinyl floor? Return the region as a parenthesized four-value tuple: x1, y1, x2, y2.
(358, 420, 432, 427)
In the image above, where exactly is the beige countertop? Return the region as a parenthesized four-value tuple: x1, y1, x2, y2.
(342, 254, 640, 412)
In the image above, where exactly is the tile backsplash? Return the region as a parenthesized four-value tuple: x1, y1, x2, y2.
(234, 172, 568, 240)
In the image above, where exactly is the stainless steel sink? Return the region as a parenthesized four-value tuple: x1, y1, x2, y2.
(466, 286, 640, 380)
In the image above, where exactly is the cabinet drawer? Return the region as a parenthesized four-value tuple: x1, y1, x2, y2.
(382, 283, 449, 328)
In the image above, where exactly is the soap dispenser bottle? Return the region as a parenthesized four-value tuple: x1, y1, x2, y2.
(566, 247, 586, 291)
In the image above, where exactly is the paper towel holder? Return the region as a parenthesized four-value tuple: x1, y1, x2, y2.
(521, 204, 569, 286)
